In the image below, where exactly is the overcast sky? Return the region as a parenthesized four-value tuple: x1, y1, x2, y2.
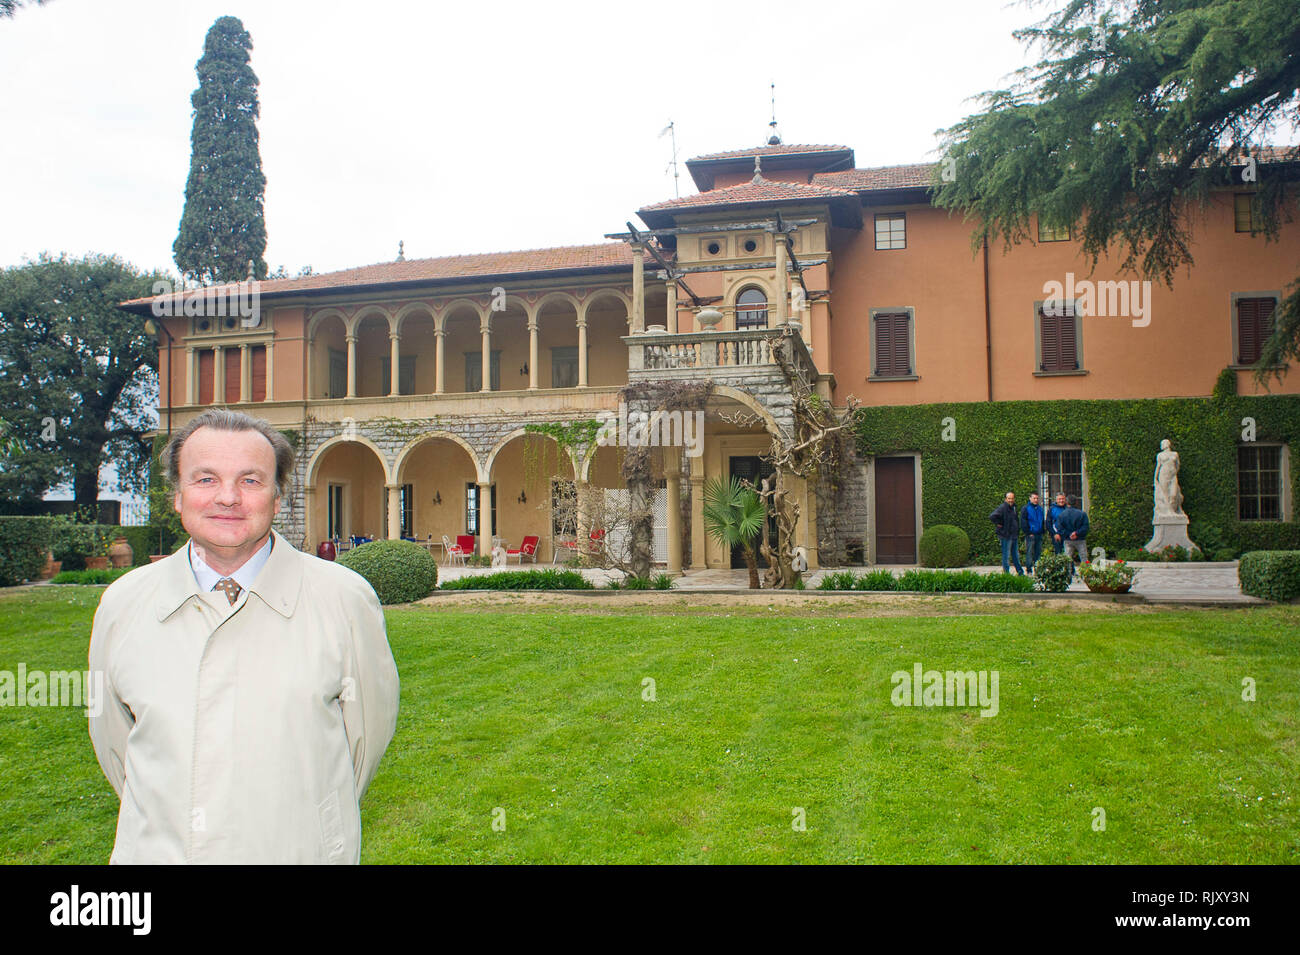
(0, 0, 1042, 277)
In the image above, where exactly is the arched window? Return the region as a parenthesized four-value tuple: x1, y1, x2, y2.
(735, 287, 768, 329)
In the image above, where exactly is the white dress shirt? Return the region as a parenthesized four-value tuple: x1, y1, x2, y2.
(188, 533, 273, 595)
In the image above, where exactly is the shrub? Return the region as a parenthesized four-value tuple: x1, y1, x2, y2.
(651, 573, 675, 590)
(1078, 560, 1137, 590)
(1158, 545, 1190, 562)
(979, 573, 1036, 593)
(336, 539, 438, 604)
(1115, 547, 1148, 562)
(51, 567, 135, 585)
(465, 554, 492, 568)
(1212, 366, 1237, 399)
(918, 525, 971, 568)
(855, 569, 899, 591)
(1212, 547, 1238, 562)
(1034, 554, 1074, 592)
(817, 571, 858, 591)
(1238, 551, 1300, 602)
(623, 575, 652, 590)
(49, 519, 117, 571)
(0, 516, 54, 586)
(897, 569, 953, 592)
(440, 569, 588, 591)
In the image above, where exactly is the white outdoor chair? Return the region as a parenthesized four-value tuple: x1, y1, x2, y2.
(443, 534, 467, 567)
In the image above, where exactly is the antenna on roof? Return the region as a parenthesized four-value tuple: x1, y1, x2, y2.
(767, 82, 781, 146)
(659, 121, 680, 198)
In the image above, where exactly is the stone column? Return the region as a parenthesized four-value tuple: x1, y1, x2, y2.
(480, 322, 491, 392)
(665, 280, 678, 334)
(304, 485, 317, 549)
(477, 481, 493, 554)
(434, 328, 445, 394)
(528, 318, 539, 390)
(386, 484, 402, 539)
(214, 346, 226, 403)
(577, 319, 588, 388)
(345, 334, 357, 399)
(186, 347, 197, 405)
(240, 343, 251, 403)
(689, 455, 706, 570)
(802, 476, 819, 570)
(666, 449, 682, 574)
(631, 244, 645, 333)
(389, 331, 400, 396)
(574, 477, 591, 563)
(774, 233, 789, 325)
(265, 339, 275, 401)
(304, 337, 313, 399)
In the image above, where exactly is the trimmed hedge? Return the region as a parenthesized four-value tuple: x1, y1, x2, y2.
(854, 395, 1300, 564)
(918, 524, 971, 567)
(0, 516, 53, 586)
(817, 568, 1034, 593)
(440, 569, 588, 590)
(336, 539, 438, 604)
(1238, 551, 1300, 602)
(51, 567, 136, 585)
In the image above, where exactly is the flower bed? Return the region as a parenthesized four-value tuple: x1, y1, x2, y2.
(1077, 559, 1136, 594)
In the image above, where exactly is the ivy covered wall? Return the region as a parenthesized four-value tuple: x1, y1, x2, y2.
(853, 394, 1300, 562)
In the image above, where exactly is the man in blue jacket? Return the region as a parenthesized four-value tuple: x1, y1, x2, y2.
(1048, 492, 1069, 554)
(1020, 492, 1046, 572)
(989, 491, 1025, 575)
(1054, 495, 1090, 580)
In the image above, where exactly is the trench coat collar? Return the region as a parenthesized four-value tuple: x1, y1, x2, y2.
(154, 528, 302, 621)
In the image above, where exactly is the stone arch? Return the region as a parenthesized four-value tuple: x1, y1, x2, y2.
(346, 305, 394, 336)
(394, 430, 485, 483)
(436, 298, 485, 333)
(306, 307, 349, 340)
(393, 301, 437, 334)
(306, 433, 393, 485)
(709, 383, 782, 436)
(485, 428, 579, 479)
(534, 291, 582, 317)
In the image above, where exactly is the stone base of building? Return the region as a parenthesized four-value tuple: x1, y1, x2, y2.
(1145, 514, 1200, 553)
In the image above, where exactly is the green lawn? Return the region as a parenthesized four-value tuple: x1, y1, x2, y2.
(1, 587, 1297, 863)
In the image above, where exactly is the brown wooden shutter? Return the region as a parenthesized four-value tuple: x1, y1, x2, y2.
(198, 350, 214, 405)
(224, 348, 242, 402)
(1237, 297, 1276, 364)
(874, 312, 910, 376)
(1039, 307, 1077, 371)
(251, 345, 267, 402)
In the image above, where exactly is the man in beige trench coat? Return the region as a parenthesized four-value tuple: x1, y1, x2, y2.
(88, 409, 400, 864)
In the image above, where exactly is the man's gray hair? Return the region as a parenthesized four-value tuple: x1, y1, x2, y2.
(163, 409, 294, 497)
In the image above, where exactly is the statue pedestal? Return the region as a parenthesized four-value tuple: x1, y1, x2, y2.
(1145, 513, 1199, 553)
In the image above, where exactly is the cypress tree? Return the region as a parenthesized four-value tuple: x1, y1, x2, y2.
(173, 16, 268, 285)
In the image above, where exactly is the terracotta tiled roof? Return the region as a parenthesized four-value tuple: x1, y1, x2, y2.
(688, 143, 852, 162)
(639, 177, 857, 213)
(813, 163, 938, 192)
(121, 243, 633, 307)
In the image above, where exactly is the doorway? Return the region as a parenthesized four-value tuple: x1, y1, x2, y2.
(728, 455, 776, 569)
(874, 457, 917, 564)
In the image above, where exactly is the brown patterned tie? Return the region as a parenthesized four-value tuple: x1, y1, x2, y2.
(214, 577, 242, 605)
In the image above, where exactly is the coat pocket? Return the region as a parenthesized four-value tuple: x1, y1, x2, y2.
(317, 790, 346, 862)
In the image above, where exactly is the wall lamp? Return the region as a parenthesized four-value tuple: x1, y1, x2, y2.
(518, 490, 527, 504)
(432, 491, 442, 505)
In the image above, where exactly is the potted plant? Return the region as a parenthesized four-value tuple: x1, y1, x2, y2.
(82, 525, 114, 571)
(1078, 559, 1137, 594)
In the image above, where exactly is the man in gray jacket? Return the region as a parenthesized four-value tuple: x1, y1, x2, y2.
(88, 409, 400, 864)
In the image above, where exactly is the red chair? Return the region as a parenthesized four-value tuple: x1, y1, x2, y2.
(508, 535, 540, 564)
(457, 534, 476, 559)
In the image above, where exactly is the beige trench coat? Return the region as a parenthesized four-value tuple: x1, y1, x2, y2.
(88, 529, 400, 864)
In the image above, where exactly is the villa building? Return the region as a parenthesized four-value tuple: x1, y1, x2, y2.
(124, 139, 1300, 568)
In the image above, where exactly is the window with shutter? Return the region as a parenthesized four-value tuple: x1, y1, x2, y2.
(251, 345, 267, 402)
(224, 349, 241, 402)
(1039, 306, 1079, 372)
(873, 311, 912, 377)
(1235, 297, 1276, 365)
(198, 349, 215, 405)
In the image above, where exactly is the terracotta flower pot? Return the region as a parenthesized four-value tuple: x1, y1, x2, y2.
(317, 540, 337, 562)
(85, 556, 109, 571)
(150, 554, 168, 563)
(1085, 581, 1132, 594)
(108, 536, 134, 569)
(40, 554, 62, 579)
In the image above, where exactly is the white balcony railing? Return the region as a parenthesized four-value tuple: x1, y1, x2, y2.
(624, 326, 817, 391)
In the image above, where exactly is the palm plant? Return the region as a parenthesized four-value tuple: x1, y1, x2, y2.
(702, 476, 766, 589)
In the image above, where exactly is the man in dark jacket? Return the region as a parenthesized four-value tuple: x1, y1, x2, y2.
(1048, 492, 1069, 554)
(1054, 495, 1090, 580)
(1020, 492, 1046, 572)
(990, 491, 1025, 575)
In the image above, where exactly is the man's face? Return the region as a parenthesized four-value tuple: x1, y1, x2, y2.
(1006, 493, 1015, 505)
(1030, 494, 1040, 505)
(174, 427, 280, 557)
(1056, 494, 1067, 507)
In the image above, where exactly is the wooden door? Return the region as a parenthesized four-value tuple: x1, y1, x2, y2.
(874, 457, 916, 564)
